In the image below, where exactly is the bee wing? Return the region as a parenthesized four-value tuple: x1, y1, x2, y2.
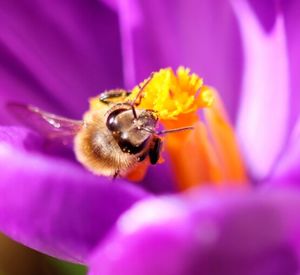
(7, 103, 83, 143)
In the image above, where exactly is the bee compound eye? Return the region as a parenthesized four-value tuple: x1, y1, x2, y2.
(106, 108, 127, 131)
(106, 115, 118, 131)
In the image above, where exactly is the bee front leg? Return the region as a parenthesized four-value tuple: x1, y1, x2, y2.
(113, 169, 120, 180)
(99, 89, 131, 104)
(149, 137, 162, 165)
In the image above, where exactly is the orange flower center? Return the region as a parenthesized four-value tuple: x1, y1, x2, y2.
(92, 67, 248, 191)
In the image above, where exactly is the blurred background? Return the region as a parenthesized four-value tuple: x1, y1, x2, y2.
(0, 234, 86, 275)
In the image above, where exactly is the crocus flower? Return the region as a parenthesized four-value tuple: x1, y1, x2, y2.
(0, 1, 300, 275)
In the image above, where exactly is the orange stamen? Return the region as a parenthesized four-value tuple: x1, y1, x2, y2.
(203, 87, 247, 183)
(163, 120, 224, 190)
(161, 88, 248, 191)
(124, 160, 150, 182)
(128, 67, 248, 190)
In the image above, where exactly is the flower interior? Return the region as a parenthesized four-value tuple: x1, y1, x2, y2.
(91, 67, 248, 191)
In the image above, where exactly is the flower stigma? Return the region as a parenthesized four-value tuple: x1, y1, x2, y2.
(90, 67, 247, 190)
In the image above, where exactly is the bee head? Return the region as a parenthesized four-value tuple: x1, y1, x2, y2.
(106, 107, 158, 154)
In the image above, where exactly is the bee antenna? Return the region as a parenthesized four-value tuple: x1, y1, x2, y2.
(129, 105, 137, 119)
(129, 73, 154, 119)
(140, 126, 194, 135)
(140, 127, 155, 134)
(132, 73, 154, 106)
(156, 126, 194, 135)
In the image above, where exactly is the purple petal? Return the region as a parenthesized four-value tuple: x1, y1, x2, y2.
(116, 0, 243, 121)
(247, 0, 278, 32)
(233, 0, 290, 180)
(269, 0, 300, 184)
(140, 153, 177, 194)
(282, 0, 300, 129)
(271, 116, 300, 183)
(89, 188, 300, 275)
(0, 126, 43, 151)
(0, 135, 149, 263)
(0, 0, 123, 124)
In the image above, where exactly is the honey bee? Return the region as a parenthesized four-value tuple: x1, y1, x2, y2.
(8, 76, 192, 178)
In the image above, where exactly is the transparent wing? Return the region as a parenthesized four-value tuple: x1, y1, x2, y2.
(7, 103, 83, 144)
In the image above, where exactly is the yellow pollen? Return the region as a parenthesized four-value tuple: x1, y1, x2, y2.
(127, 67, 213, 120)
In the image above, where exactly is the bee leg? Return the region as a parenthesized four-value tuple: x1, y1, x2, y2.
(113, 169, 120, 180)
(137, 151, 148, 162)
(131, 72, 154, 107)
(149, 137, 162, 165)
(134, 92, 144, 106)
(99, 89, 131, 104)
